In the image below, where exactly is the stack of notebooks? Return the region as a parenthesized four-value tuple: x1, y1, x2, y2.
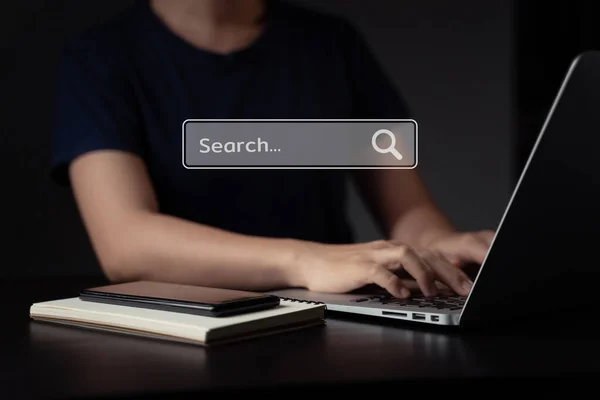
(30, 282, 326, 347)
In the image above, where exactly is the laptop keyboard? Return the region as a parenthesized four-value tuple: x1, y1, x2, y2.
(351, 294, 467, 310)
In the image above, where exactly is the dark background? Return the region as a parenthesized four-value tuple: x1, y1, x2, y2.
(515, 2, 600, 172)
(2, 0, 596, 278)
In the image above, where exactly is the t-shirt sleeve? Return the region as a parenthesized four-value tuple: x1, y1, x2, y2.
(50, 35, 144, 186)
(339, 21, 413, 119)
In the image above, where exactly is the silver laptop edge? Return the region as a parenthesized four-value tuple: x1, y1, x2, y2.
(268, 288, 462, 325)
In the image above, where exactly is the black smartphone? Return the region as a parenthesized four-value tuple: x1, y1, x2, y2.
(80, 280, 280, 317)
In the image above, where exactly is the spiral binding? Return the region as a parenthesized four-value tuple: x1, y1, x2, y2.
(279, 296, 324, 305)
(278, 297, 329, 314)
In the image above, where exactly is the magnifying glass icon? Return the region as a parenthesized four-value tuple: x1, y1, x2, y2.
(372, 129, 403, 160)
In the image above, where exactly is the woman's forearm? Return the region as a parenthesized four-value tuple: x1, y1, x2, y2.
(69, 152, 307, 291)
(100, 211, 304, 291)
(353, 169, 457, 248)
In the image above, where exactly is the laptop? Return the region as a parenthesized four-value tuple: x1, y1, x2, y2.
(269, 51, 600, 327)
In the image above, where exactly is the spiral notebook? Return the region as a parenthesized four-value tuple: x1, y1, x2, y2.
(30, 296, 325, 347)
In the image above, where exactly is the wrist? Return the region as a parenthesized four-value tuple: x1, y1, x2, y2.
(272, 238, 314, 288)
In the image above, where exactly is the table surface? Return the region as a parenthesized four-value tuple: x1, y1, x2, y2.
(3, 278, 600, 398)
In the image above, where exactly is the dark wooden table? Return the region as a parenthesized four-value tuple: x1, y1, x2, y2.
(2, 278, 599, 398)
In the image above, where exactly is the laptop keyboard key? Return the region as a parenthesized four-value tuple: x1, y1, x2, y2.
(369, 293, 466, 311)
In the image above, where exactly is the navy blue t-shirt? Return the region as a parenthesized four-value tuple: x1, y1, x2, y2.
(51, 0, 410, 244)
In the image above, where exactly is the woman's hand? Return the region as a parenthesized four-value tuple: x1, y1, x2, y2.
(425, 230, 495, 266)
(290, 240, 474, 298)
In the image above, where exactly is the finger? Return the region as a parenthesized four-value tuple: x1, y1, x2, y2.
(434, 281, 453, 294)
(374, 245, 438, 297)
(421, 251, 473, 296)
(400, 279, 420, 290)
(413, 255, 453, 291)
(401, 279, 452, 293)
(369, 266, 411, 298)
(418, 249, 460, 268)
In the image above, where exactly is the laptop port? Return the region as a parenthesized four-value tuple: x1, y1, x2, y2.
(431, 315, 439, 322)
(382, 311, 408, 318)
(412, 313, 426, 320)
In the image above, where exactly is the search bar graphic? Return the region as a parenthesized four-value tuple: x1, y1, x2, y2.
(182, 119, 417, 169)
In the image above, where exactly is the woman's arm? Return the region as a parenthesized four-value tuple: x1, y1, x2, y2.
(352, 169, 494, 265)
(69, 150, 302, 290)
(353, 169, 456, 247)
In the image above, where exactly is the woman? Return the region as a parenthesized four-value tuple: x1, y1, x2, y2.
(51, 0, 493, 299)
